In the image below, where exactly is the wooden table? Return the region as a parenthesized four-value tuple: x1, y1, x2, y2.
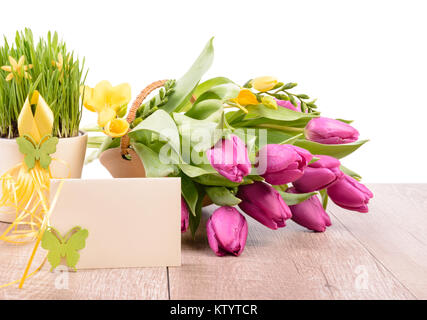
(0, 184, 426, 300)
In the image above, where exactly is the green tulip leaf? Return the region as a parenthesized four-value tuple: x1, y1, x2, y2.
(340, 165, 362, 180)
(319, 189, 329, 210)
(130, 109, 181, 155)
(180, 173, 199, 217)
(185, 99, 224, 120)
(179, 163, 216, 178)
(246, 104, 319, 122)
(161, 38, 215, 113)
(133, 143, 177, 177)
(177, 77, 235, 113)
(205, 186, 242, 206)
(194, 174, 254, 187)
(273, 186, 317, 206)
(189, 186, 205, 238)
(173, 112, 223, 152)
(294, 139, 369, 159)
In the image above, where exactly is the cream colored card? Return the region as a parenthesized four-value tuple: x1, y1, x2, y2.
(49, 178, 181, 269)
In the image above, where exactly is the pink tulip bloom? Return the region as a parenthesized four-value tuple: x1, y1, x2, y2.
(327, 174, 373, 213)
(293, 155, 343, 192)
(181, 197, 189, 233)
(206, 134, 251, 183)
(238, 181, 292, 230)
(305, 117, 359, 144)
(256, 144, 313, 185)
(287, 187, 331, 232)
(206, 206, 248, 257)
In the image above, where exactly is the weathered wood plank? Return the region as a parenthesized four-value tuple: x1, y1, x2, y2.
(329, 183, 427, 299)
(0, 224, 168, 300)
(169, 203, 414, 300)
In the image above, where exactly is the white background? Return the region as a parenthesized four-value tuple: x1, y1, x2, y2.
(1, 0, 426, 182)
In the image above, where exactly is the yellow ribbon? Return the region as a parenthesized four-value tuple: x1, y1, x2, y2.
(0, 91, 68, 288)
(18, 90, 54, 143)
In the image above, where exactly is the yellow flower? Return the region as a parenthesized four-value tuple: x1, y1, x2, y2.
(234, 89, 259, 106)
(1, 56, 33, 81)
(261, 95, 278, 110)
(81, 80, 131, 127)
(251, 76, 278, 92)
(104, 118, 130, 138)
(80, 85, 96, 112)
(52, 52, 64, 72)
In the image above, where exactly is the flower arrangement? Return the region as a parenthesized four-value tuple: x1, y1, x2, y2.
(85, 38, 372, 257)
(0, 29, 87, 139)
(0, 29, 88, 241)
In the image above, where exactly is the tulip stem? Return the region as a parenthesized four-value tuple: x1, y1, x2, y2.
(255, 124, 305, 133)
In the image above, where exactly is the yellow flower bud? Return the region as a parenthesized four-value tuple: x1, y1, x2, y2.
(104, 118, 130, 138)
(261, 95, 278, 110)
(235, 89, 259, 106)
(252, 76, 278, 92)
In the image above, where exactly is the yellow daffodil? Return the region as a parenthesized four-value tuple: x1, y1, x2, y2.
(251, 76, 278, 92)
(1, 56, 33, 81)
(81, 80, 131, 127)
(234, 89, 259, 106)
(104, 118, 130, 138)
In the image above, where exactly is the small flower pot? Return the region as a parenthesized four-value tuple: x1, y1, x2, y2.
(0, 132, 88, 223)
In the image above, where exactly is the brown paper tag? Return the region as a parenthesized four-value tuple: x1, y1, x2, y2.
(99, 148, 146, 178)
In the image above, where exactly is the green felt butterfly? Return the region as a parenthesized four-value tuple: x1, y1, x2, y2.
(16, 134, 59, 170)
(41, 226, 89, 271)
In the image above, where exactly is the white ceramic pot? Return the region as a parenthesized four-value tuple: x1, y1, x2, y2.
(0, 132, 88, 223)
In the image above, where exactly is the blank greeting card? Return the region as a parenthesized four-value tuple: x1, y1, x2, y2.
(49, 178, 181, 269)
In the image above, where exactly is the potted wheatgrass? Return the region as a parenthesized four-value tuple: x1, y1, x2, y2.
(0, 29, 88, 223)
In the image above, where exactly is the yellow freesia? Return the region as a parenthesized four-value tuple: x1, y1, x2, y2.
(252, 76, 278, 92)
(1, 56, 33, 81)
(234, 89, 259, 106)
(81, 80, 131, 128)
(80, 86, 96, 112)
(103, 118, 130, 138)
(18, 91, 54, 143)
(91, 81, 131, 112)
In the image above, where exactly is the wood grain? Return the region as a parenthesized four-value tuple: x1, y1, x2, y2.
(1, 184, 426, 299)
(329, 183, 427, 299)
(0, 224, 168, 300)
(168, 203, 414, 300)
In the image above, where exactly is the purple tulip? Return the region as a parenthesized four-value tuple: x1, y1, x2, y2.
(237, 181, 292, 230)
(206, 206, 248, 257)
(181, 197, 189, 233)
(305, 117, 359, 144)
(206, 134, 251, 183)
(327, 174, 373, 213)
(287, 187, 331, 232)
(256, 144, 313, 185)
(275, 98, 301, 112)
(293, 155, 343, 192)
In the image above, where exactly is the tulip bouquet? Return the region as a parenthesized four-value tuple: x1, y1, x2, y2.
(84, 39, 372, 257)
